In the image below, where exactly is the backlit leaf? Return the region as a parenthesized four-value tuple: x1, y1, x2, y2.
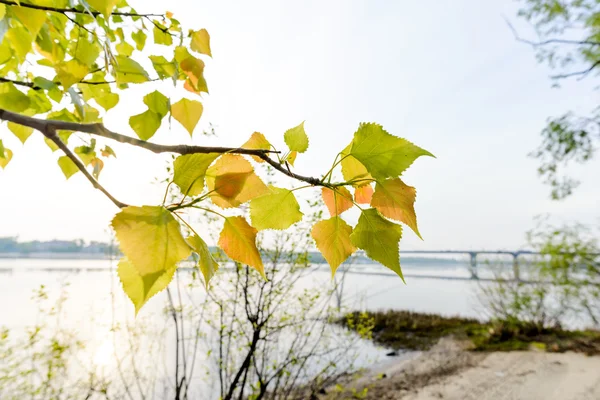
(171, 98, 203, 135)
(173, 153, 220, 196)
(87, 0, 119, 18)
(112, 206, 191, 275)
(149, 55, 176, 79)
(284, 121, 309, 153)
(91, 157, 103, 179)
(218, 216, 264, 277)
(153, 24, 172, 45)
(350, 208, 404, 280)
(116, 41, 134, 57)
(129, 110, 162, 141)
(8, 122, 33, 144)
(350, 123, 434, 180)
(355, 184, 374, 204)
(57, 156, 79, 179)
(118, 258, 176, 314)
(131, 29, 147, 51)
(250, 186, 303, 230)
(12, 7, 46, 36)
(180, 56, 208, 94)
(187, 235, 219, 288)
(242, 132, 271, 163)
(0, 83, 30, 113)
(73, 39, 100, 66)
(371, 178, 422, 239)
(206, 154, 269, 208)
(311, 217, 355, 276)
(143, 90, 169, 117)
(340, 142, 372, 184)
(322, 187, 353, 216)
(190, 28, 211, 56)
(0, 147, 12, 169)
(285, 151, 297, 166)
(5, 26, 32, 61)
(101, 145, 116, 158)
(55, 60, 89, 89)
(114, 56, 150, 84)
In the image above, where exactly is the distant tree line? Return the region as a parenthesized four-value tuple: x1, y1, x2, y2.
(0, 237, 112, 254)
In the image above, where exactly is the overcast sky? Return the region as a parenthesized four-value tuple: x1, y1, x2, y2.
(0, 0, 598, 250)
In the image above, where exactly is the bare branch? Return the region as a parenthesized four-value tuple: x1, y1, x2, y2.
(551, 59, 600, 80)
(505, 18, 600, 48)
(0, 77, 36, 89)
(0, 0, 163, 18)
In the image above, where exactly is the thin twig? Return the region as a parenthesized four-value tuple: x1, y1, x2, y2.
(0, 0, 163, 17)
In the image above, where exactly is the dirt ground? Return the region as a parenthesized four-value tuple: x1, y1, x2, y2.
(324, 338, 600, 400)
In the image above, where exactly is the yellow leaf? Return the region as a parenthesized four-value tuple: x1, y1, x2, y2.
(180, 56, 208, 94)
(187, 235, 219, 288)
(55, 60, 89, 89)
(355, 184, 373, 204)
(111, 206, 192, 275)
(87, 0, 119, 18)
(190, 28, 212, 57)
(322, 187, 353, 216)
(0, 147, 12, 169)
(285, 151, 297, 166)
(57, 155, 79, 179)
(205, 154, 269, 208)
(173, 153, 220, 196)
(242, 132, 271, 163)
(114, 56, 149, 84)
(118, 258, 176, 315)
(340, 142, 372, 185)
(12, 6, 47, 37)
(371, 178, 422, 239)
(5, 27, 32, 62)
(311, 217, 356, 276)
(218, 216, 264, 277)
(7, 121, 33, 144)
(171, 98, 203, 136)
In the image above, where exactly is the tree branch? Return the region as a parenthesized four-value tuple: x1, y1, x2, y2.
(0, 109, 329, 209)
(505, 18, 600, 47)
(551, 59, 600, 80)
(0, 0, 163, 18)
(0, 77, 36, 89)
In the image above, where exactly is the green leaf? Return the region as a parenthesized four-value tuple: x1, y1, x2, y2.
(111, 206, 192, 275)
(114, 56, 150, 84)
(75, 145, 96, 166)
(311, 217, 356, 276)
(173, 153, 220, 196)
(131, 29, 147, 51)
(371, 178, 422, 239)
(129, 110, 162, 141)
(350, 123, 434, 180)
(250, 185, 303, 230)
(340, 142, 371, 184)
(350, 208, 404, 280)
(284, 121, 309, 153)
(186, 235, 219, 288)
(149, 55, 176, 79)
(171, 98, 203, 135)
(118, 258, 176, 315)
(0, 83, 30, 113)
(8, 122, 33, 144)
(116, 41, 134, 57)
(154, 24, 173, 45)
(190, 29, 212, 56)
(57, 156, 79, 179)
(218, 216, 264, 277)
(101, 145, 116, 158)
(87, 0, 119, 18)
(79, 83, 119, 111)
(72, 39, 100, 67)
(143, 90, 169, 117)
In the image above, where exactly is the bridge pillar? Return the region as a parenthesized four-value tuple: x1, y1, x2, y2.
(512, 253, 521, 281)
(469, 252, 478, 279)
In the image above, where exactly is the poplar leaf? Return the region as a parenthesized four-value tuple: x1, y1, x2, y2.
(340, 142, 372, 184)
(171, 98, 203, 135)
(116, 41, 134, 57)
(205, 155, 269, 208)
(311, 217, 356, 276)
(173, 153, 220, 196)
(144, 90, 169, 117)
(218, 216, 264, 277)
(149, 55, 176, 79)
(118, 258, 176, 314)
(355, 184, 374, 204)
(371, 178, 422, 239)
(284, 121, 309, 153)
(153, 24, 172, 45)
(131, 29, 147, 51)
(55, 60, 89, 89)
(73, 39, 100, 66)
(5, 27, 32, 61)
(129, 110, 162, 141)
(12, 7, 46, 36)
(91, 158, 103, 179)
(111, 206, 192, 276)
(190, 29, 211, 56)
(242, 132, 271, 163)
(350, 208, 404, 280)
(0, 82, 30, 113)
(87, 0, 119, 18)
(8, 122, 33, 144)
(186, 235, 219, 288)
(285, 151, 297, 166)
(180, 56, 208, 94)
(57, 156, 79, 179)
(250, 186, 303, 230)
(0, 143, 12, 169)
(322, 187, 353, 217)
(350, 123, 434, 180)
(114, 56, 150, 84)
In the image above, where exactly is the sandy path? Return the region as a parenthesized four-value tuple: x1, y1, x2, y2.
(327, 338, 600, 400)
